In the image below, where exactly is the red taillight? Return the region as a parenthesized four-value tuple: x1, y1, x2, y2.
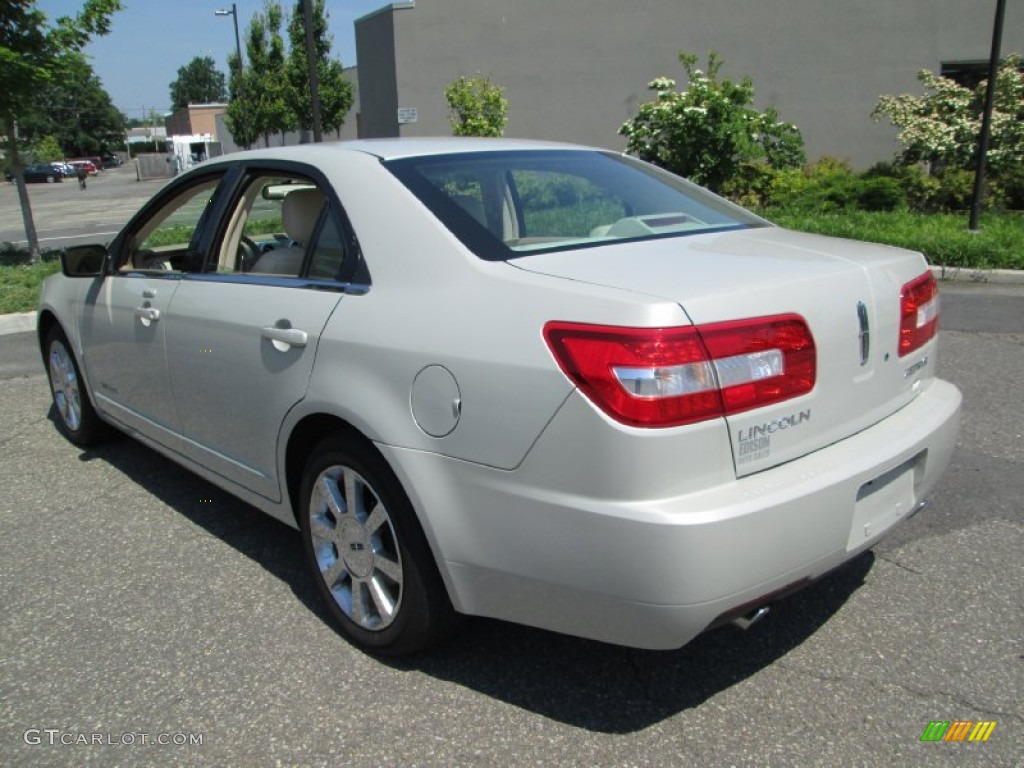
(544, 315, 816, 428)
(899, 272, 939, 357)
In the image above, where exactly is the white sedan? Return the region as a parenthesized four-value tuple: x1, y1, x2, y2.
(38, 138, 961, 655)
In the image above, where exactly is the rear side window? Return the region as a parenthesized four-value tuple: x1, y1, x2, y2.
(212, 174, 347, 280)
(385, 150, 766, 260)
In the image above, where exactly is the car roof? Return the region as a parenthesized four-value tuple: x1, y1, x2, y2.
(205, 137, 597, 168)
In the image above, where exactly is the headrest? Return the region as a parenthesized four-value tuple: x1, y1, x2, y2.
(282, 188, 325, 244)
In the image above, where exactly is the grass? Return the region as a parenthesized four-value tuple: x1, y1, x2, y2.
(764, 210, 1024, 271)
(0, 259, 61, 314)
(144, 216, 285, 248)
(2, 210, 1021, 314)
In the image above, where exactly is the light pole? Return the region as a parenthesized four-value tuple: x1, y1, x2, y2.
(968, 0, 1007, 232)
(215, 3, 248, 149)
(302, 0, 323, 142)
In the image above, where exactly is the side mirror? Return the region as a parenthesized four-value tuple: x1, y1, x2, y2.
(60, 244, 108, 277)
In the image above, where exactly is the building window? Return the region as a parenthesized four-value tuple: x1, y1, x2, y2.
(941, 59, 1023, 89)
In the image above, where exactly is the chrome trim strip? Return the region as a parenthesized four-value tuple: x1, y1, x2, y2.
(181, 273, 370, 295)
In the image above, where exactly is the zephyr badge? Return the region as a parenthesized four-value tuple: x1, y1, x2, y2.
(857, 301, 870, 366)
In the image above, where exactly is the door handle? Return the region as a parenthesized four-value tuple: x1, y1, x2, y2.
(135, 306, 160, 324)
(261, 326, 308, 349)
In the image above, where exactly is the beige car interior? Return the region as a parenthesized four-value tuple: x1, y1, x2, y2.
(216, 176, 326, 276)
(251, 188, 325, 275)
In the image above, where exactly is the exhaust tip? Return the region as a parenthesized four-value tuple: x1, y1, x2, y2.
(731, 605, 770, 631)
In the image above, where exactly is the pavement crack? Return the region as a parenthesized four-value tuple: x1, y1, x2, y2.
(875, 552, 923, 574)
(777, 661, 1022, 720)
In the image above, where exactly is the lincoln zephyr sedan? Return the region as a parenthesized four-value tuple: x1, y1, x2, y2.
(38, 139, 962, 655)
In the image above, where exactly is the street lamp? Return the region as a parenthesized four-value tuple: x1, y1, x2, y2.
(215, 3, 248, 149)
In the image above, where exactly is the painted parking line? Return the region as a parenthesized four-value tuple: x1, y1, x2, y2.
(9, 230, 122, 245)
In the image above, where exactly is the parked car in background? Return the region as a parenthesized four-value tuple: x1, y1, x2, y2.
(21, 164, 64, 183)
(50, 162, 74, 178)
(101, 155, 123, 169)
(67, 160, 99, 176)
(38, 138, 962, 656)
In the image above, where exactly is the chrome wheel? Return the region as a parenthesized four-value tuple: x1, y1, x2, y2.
(49, 338, 82, 432)
(308, 465, 404, 631)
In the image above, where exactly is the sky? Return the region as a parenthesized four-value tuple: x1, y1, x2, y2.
(35, 0, 388, 119)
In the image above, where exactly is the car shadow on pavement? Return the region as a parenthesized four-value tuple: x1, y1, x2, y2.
(398, 554, 872, 733)
(64, 411, 873, 734)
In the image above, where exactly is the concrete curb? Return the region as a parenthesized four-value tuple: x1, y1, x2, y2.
(931, 265, 1024, 285)
(0, 311, 36, 337)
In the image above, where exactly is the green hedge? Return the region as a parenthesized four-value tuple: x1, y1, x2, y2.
(766, 210, 1023, 270)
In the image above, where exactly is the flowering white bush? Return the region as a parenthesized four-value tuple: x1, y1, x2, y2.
(620, 52, 805, 192)
(873, 55, 1024, 176)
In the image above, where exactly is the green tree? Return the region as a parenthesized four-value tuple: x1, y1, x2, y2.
(227, 1, 294, 148)
(225, 50, 257, 149)
(31, 134, 64, 163)
(263, 2, 295, 142)
(0, 0, 122, 261)
(169, 55, 227, 109)
(445, 75, 508, 137)
(619, 51, 805, 192)
(19, 53, 125, 157)
(285, 0, 352, 137)
(872, 55, 1024, 177)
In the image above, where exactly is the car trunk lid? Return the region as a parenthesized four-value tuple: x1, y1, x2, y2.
(515, 227, 939, 476)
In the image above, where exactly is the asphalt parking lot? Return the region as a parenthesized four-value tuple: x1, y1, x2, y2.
(0, 164, 166, 250)
(0, 181, 1021, 764)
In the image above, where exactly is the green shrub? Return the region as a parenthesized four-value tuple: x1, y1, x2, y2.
(755, 158, 1014, 215)
(764, 157, 862, 212)
(621, 51, 805, 192)
(0, 242, 60, 266)
(862, 162, 940, 212)
(856, 177, 906, 211)
(993, 165, 1024, 210)
(445, 75, 508, 137)
(933, 168, 975, 211)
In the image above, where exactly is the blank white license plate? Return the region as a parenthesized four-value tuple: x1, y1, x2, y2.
(847, 456, 919, 551)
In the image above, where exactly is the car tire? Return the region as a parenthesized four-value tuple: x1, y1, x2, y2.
(46, 175, 55, 183)
(45, 326, 109, 445)
(299, 435, 457, 655)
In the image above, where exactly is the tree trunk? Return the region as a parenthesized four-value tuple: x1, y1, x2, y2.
(4, 115, 41, 263)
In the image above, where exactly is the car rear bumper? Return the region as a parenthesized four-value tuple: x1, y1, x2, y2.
(382, 378, 962, 650)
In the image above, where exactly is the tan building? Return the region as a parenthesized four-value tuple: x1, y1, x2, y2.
(165, 103, 228, 138)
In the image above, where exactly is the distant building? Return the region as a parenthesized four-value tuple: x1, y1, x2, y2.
(352, 0, 1024, 167)
(165, 103, 228, 139)
(126, 125, 168, 145)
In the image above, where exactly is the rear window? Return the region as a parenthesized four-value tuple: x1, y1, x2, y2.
(384, 150, 766, 260)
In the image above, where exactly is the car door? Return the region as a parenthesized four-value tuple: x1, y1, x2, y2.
(78, 174, 225, 444)
(164, 169, 354, 501)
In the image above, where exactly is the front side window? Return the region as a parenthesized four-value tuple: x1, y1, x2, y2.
(120, 177, 221, 272)
(385, 150, 767, 260)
